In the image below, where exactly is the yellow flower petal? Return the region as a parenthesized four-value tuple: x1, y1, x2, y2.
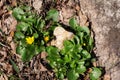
(44, 36, 49, 42)
(26, 36, 34, 44)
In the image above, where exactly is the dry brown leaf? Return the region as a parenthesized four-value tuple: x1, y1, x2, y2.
(39, 63, 47, 71)
(0, 74, 8, 80)
(0, 62, 13, 74)
(0, 50, 7, 62)
(9, 16, 17, 32)
(40, 52, 47, 59)
(11, 0, 17, 7)
(10, 41, 16, 54)
(10, 31, 14, 37)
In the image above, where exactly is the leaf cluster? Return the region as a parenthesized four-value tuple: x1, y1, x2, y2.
(46, 18, 102, 80)
(13, 6, 59, 61)
(13, 5, 102, 80)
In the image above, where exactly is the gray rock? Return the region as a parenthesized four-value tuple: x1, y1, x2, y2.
(80, 0, 120, 80)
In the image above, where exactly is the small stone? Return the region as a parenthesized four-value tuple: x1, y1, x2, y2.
(51, 26, 74, 49)
(33, 0, 42, 11)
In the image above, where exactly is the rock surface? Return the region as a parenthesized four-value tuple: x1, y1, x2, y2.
(79, 0, 120, 80)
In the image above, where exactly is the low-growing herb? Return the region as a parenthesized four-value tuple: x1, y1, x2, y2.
(46, 18, 102, 80)
(13, 5, 102, 80)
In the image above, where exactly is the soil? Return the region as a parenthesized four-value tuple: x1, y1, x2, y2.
(0, 0, 120, 80)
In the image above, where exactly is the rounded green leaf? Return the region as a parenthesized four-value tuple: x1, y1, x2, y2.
(15, 31, 25, 39)
(77, 60, 85, 65)
(64, 55, 71, 63)
(16, 22, 29, 32)
(81, 50, 91, 59)
(59, 72, 64, 80)
(90, 67, 102, 80)
(69, 18, 78, 29)
(70, 60, 76, 68)
(33, 33, 39, 38)
(67, 70, 79, 80)
(16, 45, 26, 55)
(12, 7, 24, 20)
(74, 44, 82, 53)
(46, 46, 60, 61)
(46, 9, 59, 22)
(63, 40, 74, 52)
(21, 45, 35, 61)
(77, 26, 90, 35)
(76, 65, 86, 74)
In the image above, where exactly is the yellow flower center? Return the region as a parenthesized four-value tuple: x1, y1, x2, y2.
(26, 36, 34, 44)
(44, 36, 49, 42)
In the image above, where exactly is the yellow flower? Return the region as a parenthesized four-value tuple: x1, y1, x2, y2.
(44, 36, 49, 42)
(83, 43, 86, 46)
(26, 36, 34, 44)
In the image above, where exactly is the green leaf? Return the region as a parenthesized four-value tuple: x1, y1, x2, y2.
(12, 7, 24, 20)
(15, 31, 25, 39)
(46, 46, 60, 61)
(73, 35, 80, 44)
(64, 55, 71, 63)
(63, 40, 74, 52)
(69, 18, 78, 29)
(35, 17, 41, 27)
(81, 50, 91, 59)
(89, 37, 93, 46)
(19, 39, 26, 47)
(90, 67, 102, 80)
(33, 33, 39, 38)
(72, 52, 81, 59)
(46, 46, 59, 55)
(77, 60, 85, 65)
(39, 20, 45, 29)
(67, 70, 79, 80)
(21, 5, 31, 11)
(9, 59, 20, 73)
(46, 9, 59, 22)
(76, 65, 86, 74)
(16, 45, 26, 55)
(77, 32, 84, 44)
(91, 58, 96, 63)
(58, 72, 64, 80)
(77, 26, 90, 35)
(74, 44, 82, 53)
(49, 61, 57, 68)
(22, 17, 35, 23)
(70, 60, 76, 68)
(88, 37, 94, 51)
(22, 45, 35, 61)
(16, 22, 29, 32)
(34, 46, 45, 54)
